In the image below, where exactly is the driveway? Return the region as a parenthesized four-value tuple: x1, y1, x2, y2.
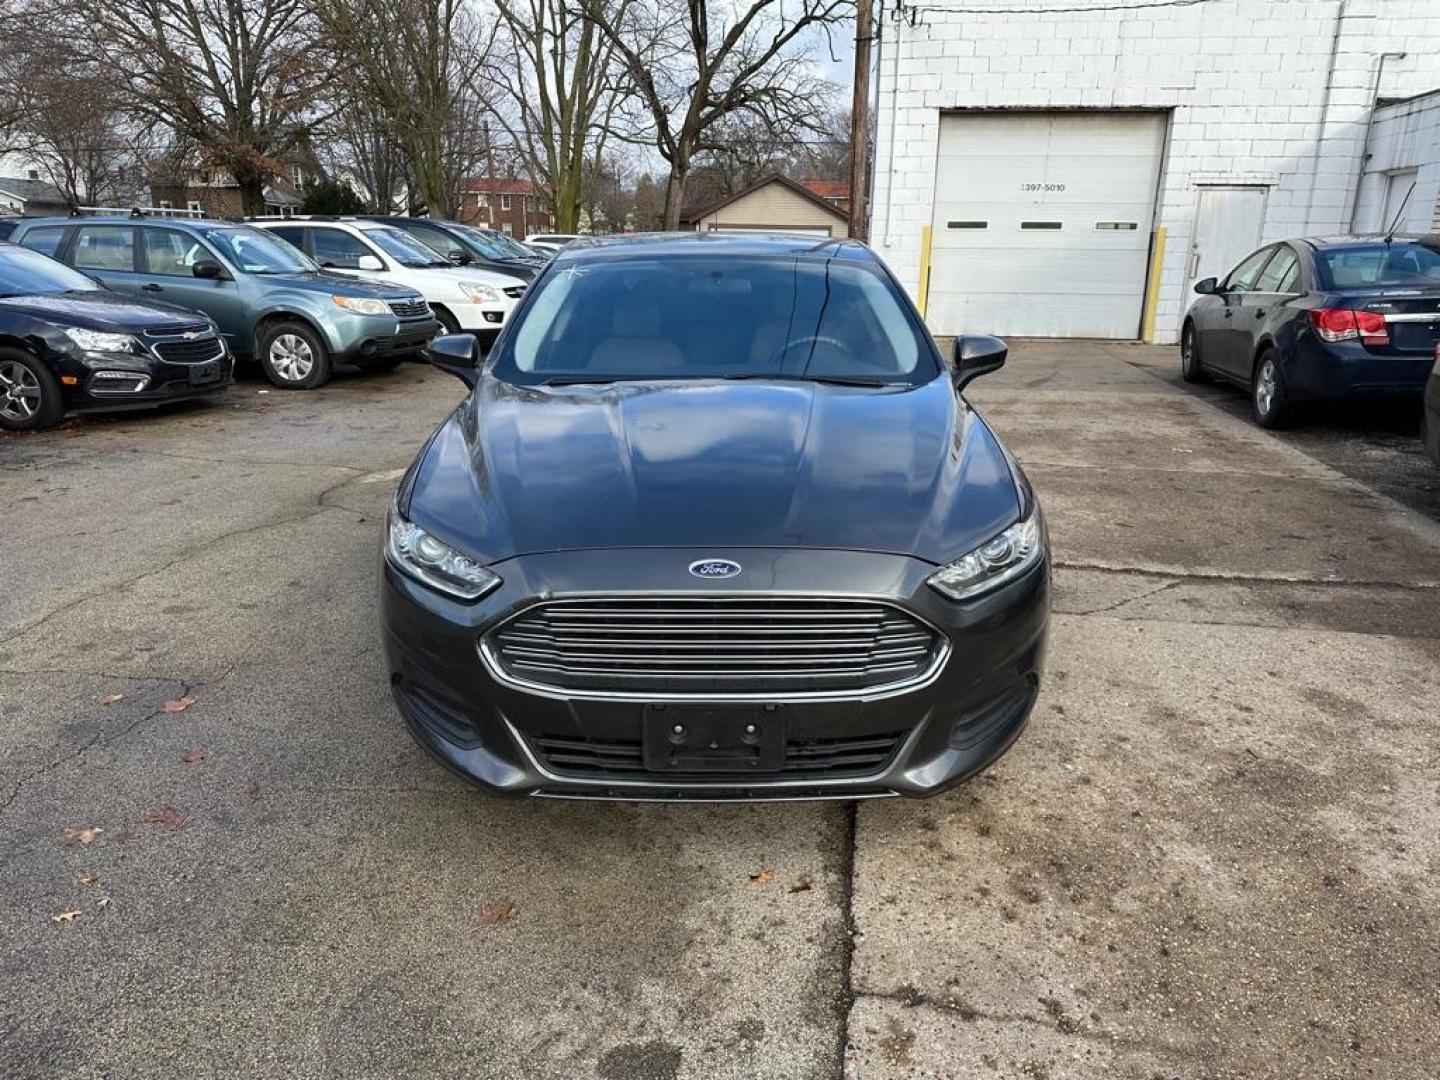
(1, 347, 1436, 1079)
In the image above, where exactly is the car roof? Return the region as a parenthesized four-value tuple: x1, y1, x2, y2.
(554, 231, 873, 264)
(14, 215, 240, 232)
(1298, 234, 1433, 249)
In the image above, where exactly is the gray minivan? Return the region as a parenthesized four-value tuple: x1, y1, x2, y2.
(10, 217, 439, 389)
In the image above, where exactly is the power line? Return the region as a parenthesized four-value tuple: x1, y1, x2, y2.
(909, 0, 1212, 12)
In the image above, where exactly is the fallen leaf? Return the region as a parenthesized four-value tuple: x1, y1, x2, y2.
(749, 869, 776, 885)
(75, 875, 101, 887)
(180, 748, 208, 763)
(788, 876, 813, 894)
(162, 696, 197, 713)
(142, 808, 187, 830)
(51, 910, 82, 924)
(96, 897, 111, 910)
(61, 826, 104, 846)
(98, 693, 125, 705)
(478, 902, 515, 925)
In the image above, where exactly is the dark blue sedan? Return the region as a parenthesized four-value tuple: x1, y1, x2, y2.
(1181, 236, 1440, 428)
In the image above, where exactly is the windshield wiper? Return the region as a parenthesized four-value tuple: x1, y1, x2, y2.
(541, 375, 625, 385)
(721, 372, 893, 387)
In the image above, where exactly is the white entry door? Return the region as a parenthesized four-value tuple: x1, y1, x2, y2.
(927, 111, 1167, 339)
(1187, 186, 1267, 295)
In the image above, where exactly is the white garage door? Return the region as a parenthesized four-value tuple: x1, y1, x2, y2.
(927, 111, 1167, 339)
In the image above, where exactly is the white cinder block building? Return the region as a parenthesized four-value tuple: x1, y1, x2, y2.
(870, 0, 1440, 343)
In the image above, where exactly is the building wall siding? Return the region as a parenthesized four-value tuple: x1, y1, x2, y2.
(698, 184, 847, 235)
(1352, 89, 1440, 232)
(871, 0, 1440, 342)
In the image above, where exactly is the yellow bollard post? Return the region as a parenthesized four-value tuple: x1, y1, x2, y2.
(1140, 225, 1167, 344)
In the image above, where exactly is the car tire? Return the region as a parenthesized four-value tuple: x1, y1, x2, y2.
(1180, 322, 1206, 383)
(0, 349, 64, 432)
(258, 321, 332, 390)
(432, 307, 461, 335)
(1251, 350, 1295, 429)
(1423, 408, 1440, 466)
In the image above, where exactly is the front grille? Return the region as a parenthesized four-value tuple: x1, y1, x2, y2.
(143, 322, 211, 337)
(388, 298, 430, 318)
(528, 729, 906, 780)
(502, 285, 526, 299)
(487, 598, 943, 695)
(152, 337, 224, 364)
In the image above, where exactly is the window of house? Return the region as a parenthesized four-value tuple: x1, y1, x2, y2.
(292, 165, 304, 188)
(500, 222, 512, 235)
(187, 200, 202, 214)
(27, 168, 39, 180)
(310, 227, 372, 269)
(159, 200, 173, 210)
(73, 225, 136, 272)
(479, 193, 489, 207)
(501, 194, 512, 210)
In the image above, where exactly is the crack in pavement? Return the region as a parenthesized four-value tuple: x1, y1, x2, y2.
(0, 472, 366, 652)
(0, 677, 199, 818)
(834, 801, 859, 1080)
(1052, 558, 1440, 590)
(1067, 577, 1182, 616)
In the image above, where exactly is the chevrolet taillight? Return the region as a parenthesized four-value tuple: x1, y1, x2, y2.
(1309, 307, 1389, 346)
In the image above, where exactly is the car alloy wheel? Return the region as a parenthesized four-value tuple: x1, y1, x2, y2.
(1180, 324, 1205, 383)
(1254, 357, 1277, 417)
(0, 360, 41, 422)
(269, 334, 315, 383)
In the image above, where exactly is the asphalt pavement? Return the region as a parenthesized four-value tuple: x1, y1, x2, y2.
(1, 344, 1436, 1079)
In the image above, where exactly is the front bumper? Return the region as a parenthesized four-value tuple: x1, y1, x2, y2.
(444, 299, 514, 331)
(334, 315, 440, 362)
(380, 547, 1049, 800)
(59, 345, 234, 414)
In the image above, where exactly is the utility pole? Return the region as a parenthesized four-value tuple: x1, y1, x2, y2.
(848, 0, 874, 240)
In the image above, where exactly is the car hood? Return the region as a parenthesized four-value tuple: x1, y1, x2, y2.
(404, 375, 1023, 566)
(271, 271, 422, 300)
(0, 290, 209, 331)
(403, 265, 528, 289)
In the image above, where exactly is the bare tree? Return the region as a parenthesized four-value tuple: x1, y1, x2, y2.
(315, 0, 491, 217)
(313, 105, 409, 213)
(481, 0, 627, 232)
(580, 0, 851, 228)
(59, 0, 329, 216)
(22, 58, 144, 207)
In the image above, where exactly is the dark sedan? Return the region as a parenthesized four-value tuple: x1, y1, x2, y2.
(381, 233, 1049, 801)
(0, 242, 231, 431)
(1182, 236, 1440, 427)
(364, 216, 546, 281)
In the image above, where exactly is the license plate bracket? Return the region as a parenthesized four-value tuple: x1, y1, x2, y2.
(642, 703, 785, 773)
(188, 360, 222, 385)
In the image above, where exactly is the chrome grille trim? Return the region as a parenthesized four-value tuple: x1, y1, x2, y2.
(388, 298, 431, 318)
(481, 597, 949, 701)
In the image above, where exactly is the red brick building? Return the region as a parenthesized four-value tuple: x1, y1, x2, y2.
(456, 178, 552, 237)
(798, 179, 851, 218)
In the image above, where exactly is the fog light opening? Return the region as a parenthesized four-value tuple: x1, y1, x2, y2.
(90, 371, 151, 394)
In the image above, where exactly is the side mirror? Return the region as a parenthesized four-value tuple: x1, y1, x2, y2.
(357, 254, 384, 271)
(192, 259, 227, 280)
(427, 333, 480, 388)
(952, 334, 1008, 391)
(447, 251, 473, 265)
(1193, 276, 1218, 295)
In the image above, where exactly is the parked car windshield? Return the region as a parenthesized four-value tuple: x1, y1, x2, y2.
(366, 226, 450, 268)
(1317, 242, 1440, 288)
(200, 225, 318, 274)
(494, 254, 934, 386)
(479, 229, 537, 260)
(455, 226, 521, 261)
(0, 242, 101, 297)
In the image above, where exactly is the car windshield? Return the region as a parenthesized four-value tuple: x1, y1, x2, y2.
(455, 226, 521, 261)
(485, 230, 539, 259)
(201, 226, 318, 274)
(366, 226, 449, 268)
(1317, 242, 1440, 288)
(0, 243, 101, 296)
(493, 254, 934, 386)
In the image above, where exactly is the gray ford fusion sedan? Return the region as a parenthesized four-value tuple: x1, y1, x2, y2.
(380, 233, 1049, 800)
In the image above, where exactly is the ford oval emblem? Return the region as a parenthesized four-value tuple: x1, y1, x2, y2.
(689, 559, 742, 580)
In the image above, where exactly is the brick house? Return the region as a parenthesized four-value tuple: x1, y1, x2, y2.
(456, 178, 552, 236)
(872, 0, 1440, 342)
(150, 160, 314, 219)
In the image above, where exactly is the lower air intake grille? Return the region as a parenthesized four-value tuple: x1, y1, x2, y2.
(487, 598, 942, 695)
(153, 337, 224, 363)
(529, 730, 906, 780)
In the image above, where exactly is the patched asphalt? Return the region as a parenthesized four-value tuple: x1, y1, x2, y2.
(2, 345, 1437, 1079)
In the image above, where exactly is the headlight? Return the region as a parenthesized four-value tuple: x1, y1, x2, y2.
(458, 281, 501, 303)
(927, 507, 1044, 601)
(332, 295, 391, 316)
(64, 327, 138, 353)
(386, 510, 501, 600)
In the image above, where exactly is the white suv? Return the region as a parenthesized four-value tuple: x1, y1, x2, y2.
(254, 218, 528, 334)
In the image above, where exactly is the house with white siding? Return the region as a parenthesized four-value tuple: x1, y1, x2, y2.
(870, 0, 1440, 343)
